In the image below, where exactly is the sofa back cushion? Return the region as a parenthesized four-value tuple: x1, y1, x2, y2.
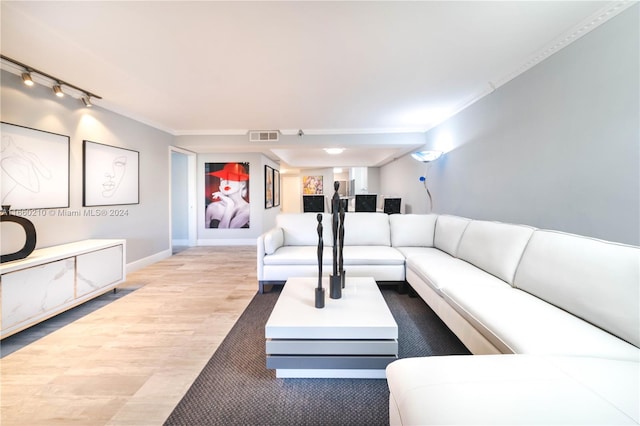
(389, 214, 437, 247)
(342, 212, 391, 246)
(434, 215, 472, 257)
(457, 220, 535, 285)
(276, 213, 333, 246)
(514, 230, 640, 348)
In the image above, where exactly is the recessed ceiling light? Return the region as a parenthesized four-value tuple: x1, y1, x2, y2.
(324, 148, 344, 155)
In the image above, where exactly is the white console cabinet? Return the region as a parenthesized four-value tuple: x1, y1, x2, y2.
(0, 239, 126, 339)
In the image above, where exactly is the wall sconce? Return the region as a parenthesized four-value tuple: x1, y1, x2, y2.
(411, 150, 443, 163)
(413, 150, 445, 213)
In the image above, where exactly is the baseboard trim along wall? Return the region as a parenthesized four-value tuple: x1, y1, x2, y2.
(126, 249, 172, 274)
(197, 239, 256, 246)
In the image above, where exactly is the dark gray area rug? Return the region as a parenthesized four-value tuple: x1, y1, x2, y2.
(164, 285, 470, 426)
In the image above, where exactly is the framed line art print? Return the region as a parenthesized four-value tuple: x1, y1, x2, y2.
(83, 140, 139, 206)
(265, 165, 274, 209)
(1, 122, 70, 209)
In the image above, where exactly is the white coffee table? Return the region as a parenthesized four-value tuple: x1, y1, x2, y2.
(265, 276, 398, 378)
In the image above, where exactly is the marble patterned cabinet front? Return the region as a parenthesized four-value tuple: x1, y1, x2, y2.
(0, 239, 126, 339)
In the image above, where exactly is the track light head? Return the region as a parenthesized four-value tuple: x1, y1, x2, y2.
(53, 84, 64, 97)
(82, 96, 93, 107)
(21, 72, 34, 86)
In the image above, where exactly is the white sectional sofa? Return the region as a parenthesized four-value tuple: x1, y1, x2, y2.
(257, 212, 640, 424)
(257, 212, 406, 293)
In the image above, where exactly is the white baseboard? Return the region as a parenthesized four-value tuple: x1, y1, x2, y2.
(197, 238, 256, 246)
(125, 241, 254, 274)
(126, 248, 172, 274)
(172, 239, 190, 246)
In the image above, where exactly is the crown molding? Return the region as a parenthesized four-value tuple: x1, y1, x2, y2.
(490, 1, 636, 90)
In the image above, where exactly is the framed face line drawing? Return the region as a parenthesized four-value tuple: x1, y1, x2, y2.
(1, 122, 70, 209)
(83, 140, 139, 207)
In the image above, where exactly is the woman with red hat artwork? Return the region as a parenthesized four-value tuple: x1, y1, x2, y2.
(205, 162, 250, 228)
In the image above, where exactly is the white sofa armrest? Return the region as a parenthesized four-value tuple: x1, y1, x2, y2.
(256, 233, 266, 282)
(257, 227, 283, 283)
(264, 227, 284, 254)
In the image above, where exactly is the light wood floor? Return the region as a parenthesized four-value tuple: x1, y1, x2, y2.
(1, 246, 259, 426)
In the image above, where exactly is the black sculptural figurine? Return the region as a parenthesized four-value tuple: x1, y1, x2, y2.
(1, 205, 37, 263)
(315, 213, 325, 308)
(330, 181, 342, 299)
(339, 199, 346, 288)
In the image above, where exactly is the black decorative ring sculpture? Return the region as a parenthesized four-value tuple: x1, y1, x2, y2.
(1, 205, 37, 263)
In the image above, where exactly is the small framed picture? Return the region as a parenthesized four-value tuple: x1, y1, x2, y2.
(265, 165, 274, 209)
(273, 169, 280, 207)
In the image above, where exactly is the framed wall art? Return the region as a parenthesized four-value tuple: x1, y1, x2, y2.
(273, 169, 280, 207)
(204, 162, 250, 228)
(265, 165, 274, 209)
(302, 175, 323, 195)
(1, 122, 70, 209)
(83, 140, 139, 206)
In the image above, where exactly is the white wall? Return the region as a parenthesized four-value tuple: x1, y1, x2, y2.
(281, 175, 301, 213)
(1, 70, 174, 266)
(381, 5, 639, 245)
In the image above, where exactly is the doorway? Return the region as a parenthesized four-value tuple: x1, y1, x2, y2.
(170, 147, 197, 252)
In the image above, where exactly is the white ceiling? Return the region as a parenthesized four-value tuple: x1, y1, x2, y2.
(0, 1, 628, 170)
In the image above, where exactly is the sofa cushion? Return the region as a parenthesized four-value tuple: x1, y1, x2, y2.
(386, 355, 640, 425)
(514, 230, 640, 348)
(263, 246, 334, 265)
(389, 214, 437, 247)
(341, 246, 405, 265)
(276, 213, 333, 246)
(441, 283, 640, 361)
(264, 246, 405, 267)
(263, 228, 284, 255)
(342, 212, 391, 246)
(406, 252, 510, 295)
(395, 246, 450, 260)
(433, 215, 471, 257)
(456, 220, 535, 285)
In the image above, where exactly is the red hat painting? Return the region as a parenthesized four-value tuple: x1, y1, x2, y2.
(207, 162, 249, 181)
(205, 162, 250, 229)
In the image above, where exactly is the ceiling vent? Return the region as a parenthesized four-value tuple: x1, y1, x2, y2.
(249, 130, 279, 142)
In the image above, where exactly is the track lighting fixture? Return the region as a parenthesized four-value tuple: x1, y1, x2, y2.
(1, 54, 101, 105)
(53, 84, 64, 97)
(21, 72, 34, 86)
